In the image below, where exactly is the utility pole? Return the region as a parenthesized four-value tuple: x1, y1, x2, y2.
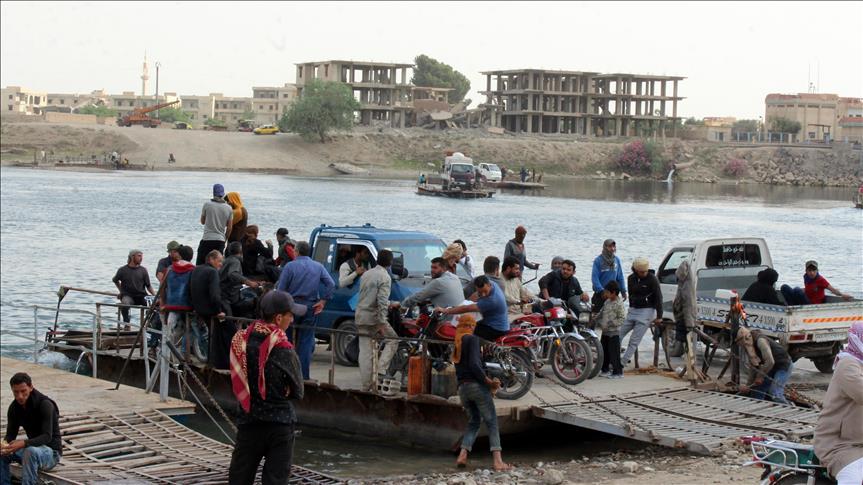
(155, 61, 161, 119)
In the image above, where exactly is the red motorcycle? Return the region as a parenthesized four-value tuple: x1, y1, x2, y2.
(388, 307, 535, 400)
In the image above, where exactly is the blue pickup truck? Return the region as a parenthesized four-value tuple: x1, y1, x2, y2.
(308, 224, 469, 365)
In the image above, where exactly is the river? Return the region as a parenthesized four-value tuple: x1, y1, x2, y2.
(1, 166, 861, 476)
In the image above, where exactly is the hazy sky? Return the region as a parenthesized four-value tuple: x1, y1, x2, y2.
(2, 1, 861, 119)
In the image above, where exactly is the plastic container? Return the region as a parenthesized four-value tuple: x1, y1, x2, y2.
(431, 362, 458, 398)
(407, 355, 429, 396)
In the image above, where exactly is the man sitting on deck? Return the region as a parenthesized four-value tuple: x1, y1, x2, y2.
(1, 373, 62, 485)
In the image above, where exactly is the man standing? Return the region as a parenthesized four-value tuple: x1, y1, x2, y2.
(228, 291, 305, 484)
(539, 259, 589, 310)
(220, 241, 260, 319)
(463, 256, 502, 299)
(355, 250, 398, 391)
(501, 256, 537, 319)
(190, 250, 230, 369)
(591, 239, 627, 311)
(274, 228, 296, 268)
(503, 226, 538, 274)
(156, 240, 181, 283)
(1, 373, 62, 485)
(438, 275, 509, 342)
(276, 241, 335, 380)
(619, 257, 663, 367)
(398, 257, 464, 311)
(196, 183, 233, 265)
(112, 249, 155, 324)
(338, 246, 371, 288)
(160, 246, 196, 361)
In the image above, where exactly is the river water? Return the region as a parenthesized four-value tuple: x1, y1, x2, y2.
(1, 167, 861, 476)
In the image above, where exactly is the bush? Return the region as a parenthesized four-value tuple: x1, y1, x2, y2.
(724, 158, 747, 178)
(616, 139, 669, 175)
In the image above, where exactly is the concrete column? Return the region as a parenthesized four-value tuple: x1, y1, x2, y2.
(486, 75, 492, 104)
(515, 115, 521, 133)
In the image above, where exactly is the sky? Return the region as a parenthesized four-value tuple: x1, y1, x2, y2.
(2, 1, 861, 119)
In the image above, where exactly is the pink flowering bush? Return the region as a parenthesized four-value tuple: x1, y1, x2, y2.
(724, 158, 747, 178)
(616, 140, 653, 174)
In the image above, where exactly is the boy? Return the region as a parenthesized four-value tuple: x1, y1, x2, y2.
(596, 281, 626, 378)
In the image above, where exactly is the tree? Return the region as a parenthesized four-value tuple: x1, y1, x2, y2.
(411, 54, 471, 103)
(732, 119, 759, 135)
(77, 105, 117, 117)
(769, 116, 801, 134)
(241, 109, 256, 121)
(684, 117, 704, 126)
(155, 107, 192, 124)
(205, 117, 226, 127)
(278, 80, 359, 143)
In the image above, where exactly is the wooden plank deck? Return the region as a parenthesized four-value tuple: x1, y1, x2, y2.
(0, 356, 195, 416)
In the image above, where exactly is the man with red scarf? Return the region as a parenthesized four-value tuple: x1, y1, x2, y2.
(228, 290, 306, 484)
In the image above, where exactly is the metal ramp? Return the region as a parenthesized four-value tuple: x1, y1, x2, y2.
(532, 388, 819, 455)
(5, 409, 342, 484)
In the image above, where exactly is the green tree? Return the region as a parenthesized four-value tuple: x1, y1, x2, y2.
(278, 80, 359, 143)
(155, 107, 192, 124)
(241, 109, 256, 121)
(411, 54, 470, 103)
(732, 119, 759, 135)
(769, 116, 801, 134)
(205, 117, 226, 127)
(684, 117, 704, 126)
(77, 105, 117, 117)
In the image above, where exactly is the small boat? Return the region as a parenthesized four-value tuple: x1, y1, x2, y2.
(416, 184, 493, 199)
(486, 180, 547, 190)
(329, 162, 368, 175)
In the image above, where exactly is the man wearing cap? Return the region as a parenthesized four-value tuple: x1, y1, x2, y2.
(781, 260, 853, 305)
(112, 250, 155, 324)
(276, 241, 335, 380)
(591, 239, 627, 312)
(503, 226, 539, 275)
(228, 291, 305, 484)
(274, 228, 296, 268)
(156, 241, 181, 284)
(619, 257, 663, 367)
(196, 184, 233, 266)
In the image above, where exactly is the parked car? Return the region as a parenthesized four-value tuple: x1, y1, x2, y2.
(476, 162, 502, 182)
(238, 120, 255, 132)
(308, 223, 471, 365)
(253, 125, 279, 135)
(174, 122, 192, 130)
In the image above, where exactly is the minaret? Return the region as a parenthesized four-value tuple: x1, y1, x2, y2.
(141, 52, 149, 96)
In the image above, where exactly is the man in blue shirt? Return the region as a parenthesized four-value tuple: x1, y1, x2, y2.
(438, 276, 509, 342)
(275, 241, 335, 379)
(591, 239, 627, 311)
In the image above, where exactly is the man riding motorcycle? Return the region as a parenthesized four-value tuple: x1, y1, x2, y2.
(538, 259, 589, 316)
(393, 256, 465, 316)
(501, 256, 541, 321)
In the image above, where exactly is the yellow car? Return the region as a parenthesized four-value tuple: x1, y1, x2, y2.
(253, 125, 279, 135)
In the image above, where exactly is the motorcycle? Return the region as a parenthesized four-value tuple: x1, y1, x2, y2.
(389, 307, 535, 400)
(744, 437, 835, 485)
(564, 299, 604, 380)
(511, 299, 594, 385)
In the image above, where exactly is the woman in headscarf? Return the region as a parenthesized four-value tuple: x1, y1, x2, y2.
(452, 315, 510, 471)
(240, 225, 278, 282)
(226, 192, 248, 243)
(590, 239, 627, 312)
(814, 322, 863, 485)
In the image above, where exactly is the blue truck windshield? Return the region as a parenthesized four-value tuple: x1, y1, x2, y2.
(378, 239, 470, 280)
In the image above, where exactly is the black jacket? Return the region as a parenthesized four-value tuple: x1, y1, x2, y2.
(238, 331, 304, 425)
(627, 271, 663, 318)
(742, 268, 786, 306)
(4, 389, 62, 455)
(190, 264, 223, 317)
(455, 334, 488, 386)
(538, 270, 584, 301)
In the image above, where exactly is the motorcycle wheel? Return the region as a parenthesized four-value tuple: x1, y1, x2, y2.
(387, 342, 412, 389)
(333, 320, 359, 366)
(492, 350, 534, 400)
(581, 333, 603, 379)
(772, 471, 834, 485)
(550, 336, 593, 386)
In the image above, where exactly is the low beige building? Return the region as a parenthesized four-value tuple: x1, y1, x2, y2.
(212, 94, 251, 127)
(180, 95, 215, 126)
(45, 90, 111, 112)
(765, 93, 863, 143)
(701, 116, 735, 142)
(109, 91, 180, 119)
(1, 86, 47, 116)
(251, 84, 297, 126)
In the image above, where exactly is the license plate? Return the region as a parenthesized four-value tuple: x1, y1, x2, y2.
(813, 333, 846, 342)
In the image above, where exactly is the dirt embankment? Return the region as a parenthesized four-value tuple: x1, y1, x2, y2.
(2, 121, 860, 186)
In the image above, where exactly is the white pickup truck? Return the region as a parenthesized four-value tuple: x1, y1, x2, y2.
(656, 237, 862, 373)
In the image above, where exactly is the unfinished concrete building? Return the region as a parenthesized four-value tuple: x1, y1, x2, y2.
(480, 69, 684, 136)
(295, 60, 414, 127)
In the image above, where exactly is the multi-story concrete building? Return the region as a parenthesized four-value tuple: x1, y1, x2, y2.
(1, 86, 47, 116)
(479, 69, 684, 136)
(295, 60, 414, 127)
(765, 93, 863, 143)
(251, 84, 297, 125)
(109, 91, 180, 118)
(44, 90, 111, 112)
(212, 94, 251, 127)
(180, 94, 215, 126)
